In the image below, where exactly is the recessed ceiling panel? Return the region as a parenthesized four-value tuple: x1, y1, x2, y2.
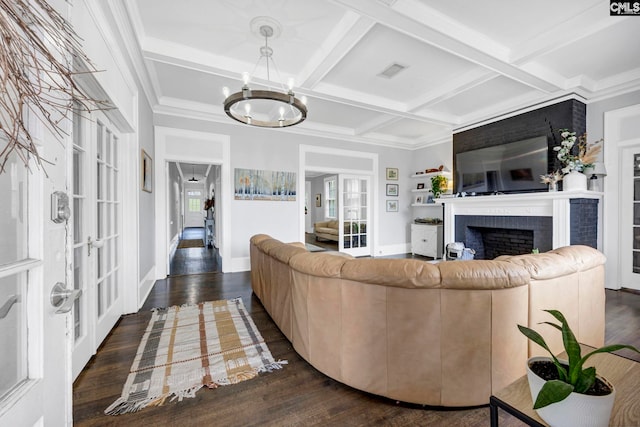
(533, 19, 640, 81)
(322, 24, 480, 103)
(421, 76, 537, 117)
(134, 0, 348, 75)
(152, 61, 238, 106)
(419, 0, 602, 48)
(302, 97, 385, 129)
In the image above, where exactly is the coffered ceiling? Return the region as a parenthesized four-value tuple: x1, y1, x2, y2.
(115, 0, 640, 149)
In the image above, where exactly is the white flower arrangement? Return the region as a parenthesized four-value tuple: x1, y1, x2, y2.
(553, 129, 602, 174)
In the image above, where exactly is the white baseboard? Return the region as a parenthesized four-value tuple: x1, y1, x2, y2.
(373, 243, 411, 257)
(138, 266, 156, 310)
(230, 256, 251, 272)
(169, 233, 180, 259)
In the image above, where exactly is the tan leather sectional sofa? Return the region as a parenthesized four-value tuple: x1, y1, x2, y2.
(249, 234, 606, 407)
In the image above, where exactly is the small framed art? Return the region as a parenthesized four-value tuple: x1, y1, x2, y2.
(386, 200, 398, 212)
(315, 193, 322, 207)
(141, 149, 152, 193)
(386, 167, 398, 180)
(417, 183, 425, 190)
(386, 183, 398, 196)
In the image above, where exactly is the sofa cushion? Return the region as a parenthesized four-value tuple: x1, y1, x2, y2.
(316, 227, 338, 235)
(341, 258, 441, 288)
(438, 260, 529, 289)
(289, 252, 351, 278)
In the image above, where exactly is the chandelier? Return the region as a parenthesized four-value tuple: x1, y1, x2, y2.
(223, 22, 308, 128)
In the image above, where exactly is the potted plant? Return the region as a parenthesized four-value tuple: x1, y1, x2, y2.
(430, 175, 448, 198)
(518, 309, 639, 427)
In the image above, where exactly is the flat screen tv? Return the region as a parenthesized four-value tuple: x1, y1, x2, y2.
(455, 136, 548, 195)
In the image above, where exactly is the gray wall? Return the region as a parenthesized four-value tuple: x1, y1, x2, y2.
(154, 113, 449, 260)
(138, 95, 155, 280)
(587, 90, 640, 161)
(167, 162, 182, 242)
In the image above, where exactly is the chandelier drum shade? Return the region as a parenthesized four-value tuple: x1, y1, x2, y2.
(223, 21, 307, 128)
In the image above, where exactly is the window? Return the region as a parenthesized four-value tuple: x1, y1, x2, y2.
(187, 190, 202, 212)
(324, 176, 337, 219)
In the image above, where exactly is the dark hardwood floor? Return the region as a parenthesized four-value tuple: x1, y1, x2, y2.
(73, 256, 640, 426)
(169, 227, 220, 275)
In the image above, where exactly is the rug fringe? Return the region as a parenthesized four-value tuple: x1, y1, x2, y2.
(104, 385, 206, 416)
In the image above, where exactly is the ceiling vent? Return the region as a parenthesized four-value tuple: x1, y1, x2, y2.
(378, 63, 407, 79)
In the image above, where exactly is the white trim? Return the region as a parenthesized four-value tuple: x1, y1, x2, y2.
(604, 103, 640, 290)
(232, 257, 251, 272)
(154, 127, 231, 277)
(439, 191, 603, 250)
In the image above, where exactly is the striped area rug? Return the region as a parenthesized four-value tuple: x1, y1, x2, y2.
(105, 298, 286, 415)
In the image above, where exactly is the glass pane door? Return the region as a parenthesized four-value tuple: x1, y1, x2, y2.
(339, 175, 370, 257)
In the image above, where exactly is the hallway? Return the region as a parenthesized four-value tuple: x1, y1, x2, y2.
(169, 227, 220, 276)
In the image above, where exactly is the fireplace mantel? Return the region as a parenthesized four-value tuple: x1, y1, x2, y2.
(437, 191, 603, 250)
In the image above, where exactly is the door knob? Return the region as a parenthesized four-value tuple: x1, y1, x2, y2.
(87, 237, 104, 256)
(50, 282, 82, 314)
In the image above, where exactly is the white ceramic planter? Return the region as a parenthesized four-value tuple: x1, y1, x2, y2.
(527, 357, 615, 427)
(562, 170, 587, 191)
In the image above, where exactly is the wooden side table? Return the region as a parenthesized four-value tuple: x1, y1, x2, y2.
(489, 346, 640, 427)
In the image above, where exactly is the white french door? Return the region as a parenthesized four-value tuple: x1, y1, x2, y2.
(620, 144, 640, 290)
(72, 110, 123, 378)
(338, 175, 371, 257)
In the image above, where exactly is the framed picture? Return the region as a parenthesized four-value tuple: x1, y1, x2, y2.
(386, 167, 398, 180)
(386, 183, 398, 196)
(386, 200, 398, 212)
(415, 195, 423, 204)
(417, 183, 425, 190)
(315, 193, 321, 207)
(141, 149, 152, 193)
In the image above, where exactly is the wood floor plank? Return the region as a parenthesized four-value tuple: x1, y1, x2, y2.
(73, 270, 639, 426)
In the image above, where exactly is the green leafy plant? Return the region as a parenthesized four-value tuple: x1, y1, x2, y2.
(518, 309, 639, 409)
(430, 175, 448, 198)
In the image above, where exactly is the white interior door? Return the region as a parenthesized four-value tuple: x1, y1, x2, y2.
(305, 181, 312, 233)
(338, 175, 371, 257)
(72, 112, 123, 378)
(620, 144, 640, 290)
(0, 150, 70, 424)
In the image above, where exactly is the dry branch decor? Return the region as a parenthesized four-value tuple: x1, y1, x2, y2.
(0, 0, 107, 173)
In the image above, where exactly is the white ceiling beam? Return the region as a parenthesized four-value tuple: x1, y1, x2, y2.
(299, 12, 376, 89)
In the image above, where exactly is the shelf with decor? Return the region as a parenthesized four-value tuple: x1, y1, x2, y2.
(410, 167, 449, 258)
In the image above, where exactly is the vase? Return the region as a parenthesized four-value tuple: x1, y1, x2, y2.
(526, 357, 615, 427)
(562, 170, 587, 191)
(548, 181, 558, 192)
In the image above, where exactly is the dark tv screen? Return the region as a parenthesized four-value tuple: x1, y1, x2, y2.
(455, 136, 548, 194)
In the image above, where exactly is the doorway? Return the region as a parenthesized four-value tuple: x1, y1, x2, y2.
(301, 145, 378, 257)
(168, 162, 221, 276)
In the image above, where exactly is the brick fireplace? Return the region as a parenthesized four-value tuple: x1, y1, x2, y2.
(439, 191, 602, 259)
